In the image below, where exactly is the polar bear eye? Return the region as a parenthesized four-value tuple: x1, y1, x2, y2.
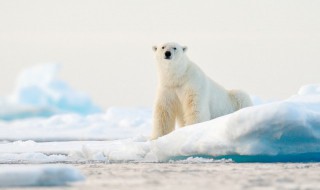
(173, 47, 177, 50)
(162, 46, 165, 49)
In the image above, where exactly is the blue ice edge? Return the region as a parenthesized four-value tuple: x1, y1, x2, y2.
(170, 152, 320, 163)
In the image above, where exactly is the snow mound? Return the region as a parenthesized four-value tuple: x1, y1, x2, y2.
(148, 95, 320, 162)
(298, 84, 320, 95)
(0, 165, 84, 187)
(0, 64, 100, 120)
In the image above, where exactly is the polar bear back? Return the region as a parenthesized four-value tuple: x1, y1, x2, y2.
(188, 63, 237, 119)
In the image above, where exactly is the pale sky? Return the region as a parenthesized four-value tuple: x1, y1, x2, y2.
(0, 0, 320, 108)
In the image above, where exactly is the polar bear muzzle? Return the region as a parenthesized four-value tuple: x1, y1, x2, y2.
(164, 51, 172, 59)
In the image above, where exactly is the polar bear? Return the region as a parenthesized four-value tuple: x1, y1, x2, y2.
(151, 42, 253, 140)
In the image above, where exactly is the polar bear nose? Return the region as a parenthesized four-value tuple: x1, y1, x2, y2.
(165, 51, 171, 58)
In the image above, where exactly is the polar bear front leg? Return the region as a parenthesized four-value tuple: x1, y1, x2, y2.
(151, 91, 177, 140)
(182, 89, 201, 126)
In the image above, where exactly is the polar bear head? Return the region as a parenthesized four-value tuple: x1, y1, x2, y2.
(152, 42, 187, 63)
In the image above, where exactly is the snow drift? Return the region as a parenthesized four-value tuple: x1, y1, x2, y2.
(0, 64, 100, 120)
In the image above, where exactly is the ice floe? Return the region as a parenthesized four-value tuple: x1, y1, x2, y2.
(0, 165, 84, 187)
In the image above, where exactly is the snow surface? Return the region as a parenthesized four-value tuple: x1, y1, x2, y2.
(0, 64, 100, 120)
(0, 84, 320, 163)
(0, 107, 152, 141)
(0, 165, 84, 187)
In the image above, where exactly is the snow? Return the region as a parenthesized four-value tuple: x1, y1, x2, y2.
(0, 64, 100, 121)
(0, 165, 84, 187)
(168, 157, 233, 163)
(1, 88, 320, 163)
(0, 64, 320, 163)
(298, 84, 320, 95)
(0, 107, 152, 141)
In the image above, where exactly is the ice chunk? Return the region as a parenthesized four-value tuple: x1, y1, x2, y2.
(0, 63, 100, 120)
(0, 165, 84, 187)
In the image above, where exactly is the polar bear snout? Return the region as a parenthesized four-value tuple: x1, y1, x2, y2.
(164, 51, 172, 59)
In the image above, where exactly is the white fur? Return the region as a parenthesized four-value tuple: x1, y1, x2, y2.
(151, 42, 252, 139)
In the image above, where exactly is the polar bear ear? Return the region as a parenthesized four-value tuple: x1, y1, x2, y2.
(182, 46, 188, 52)
(152, 46, 157, 52)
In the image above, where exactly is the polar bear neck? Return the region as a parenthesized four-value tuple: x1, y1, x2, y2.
(157, 56, 191, 88)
